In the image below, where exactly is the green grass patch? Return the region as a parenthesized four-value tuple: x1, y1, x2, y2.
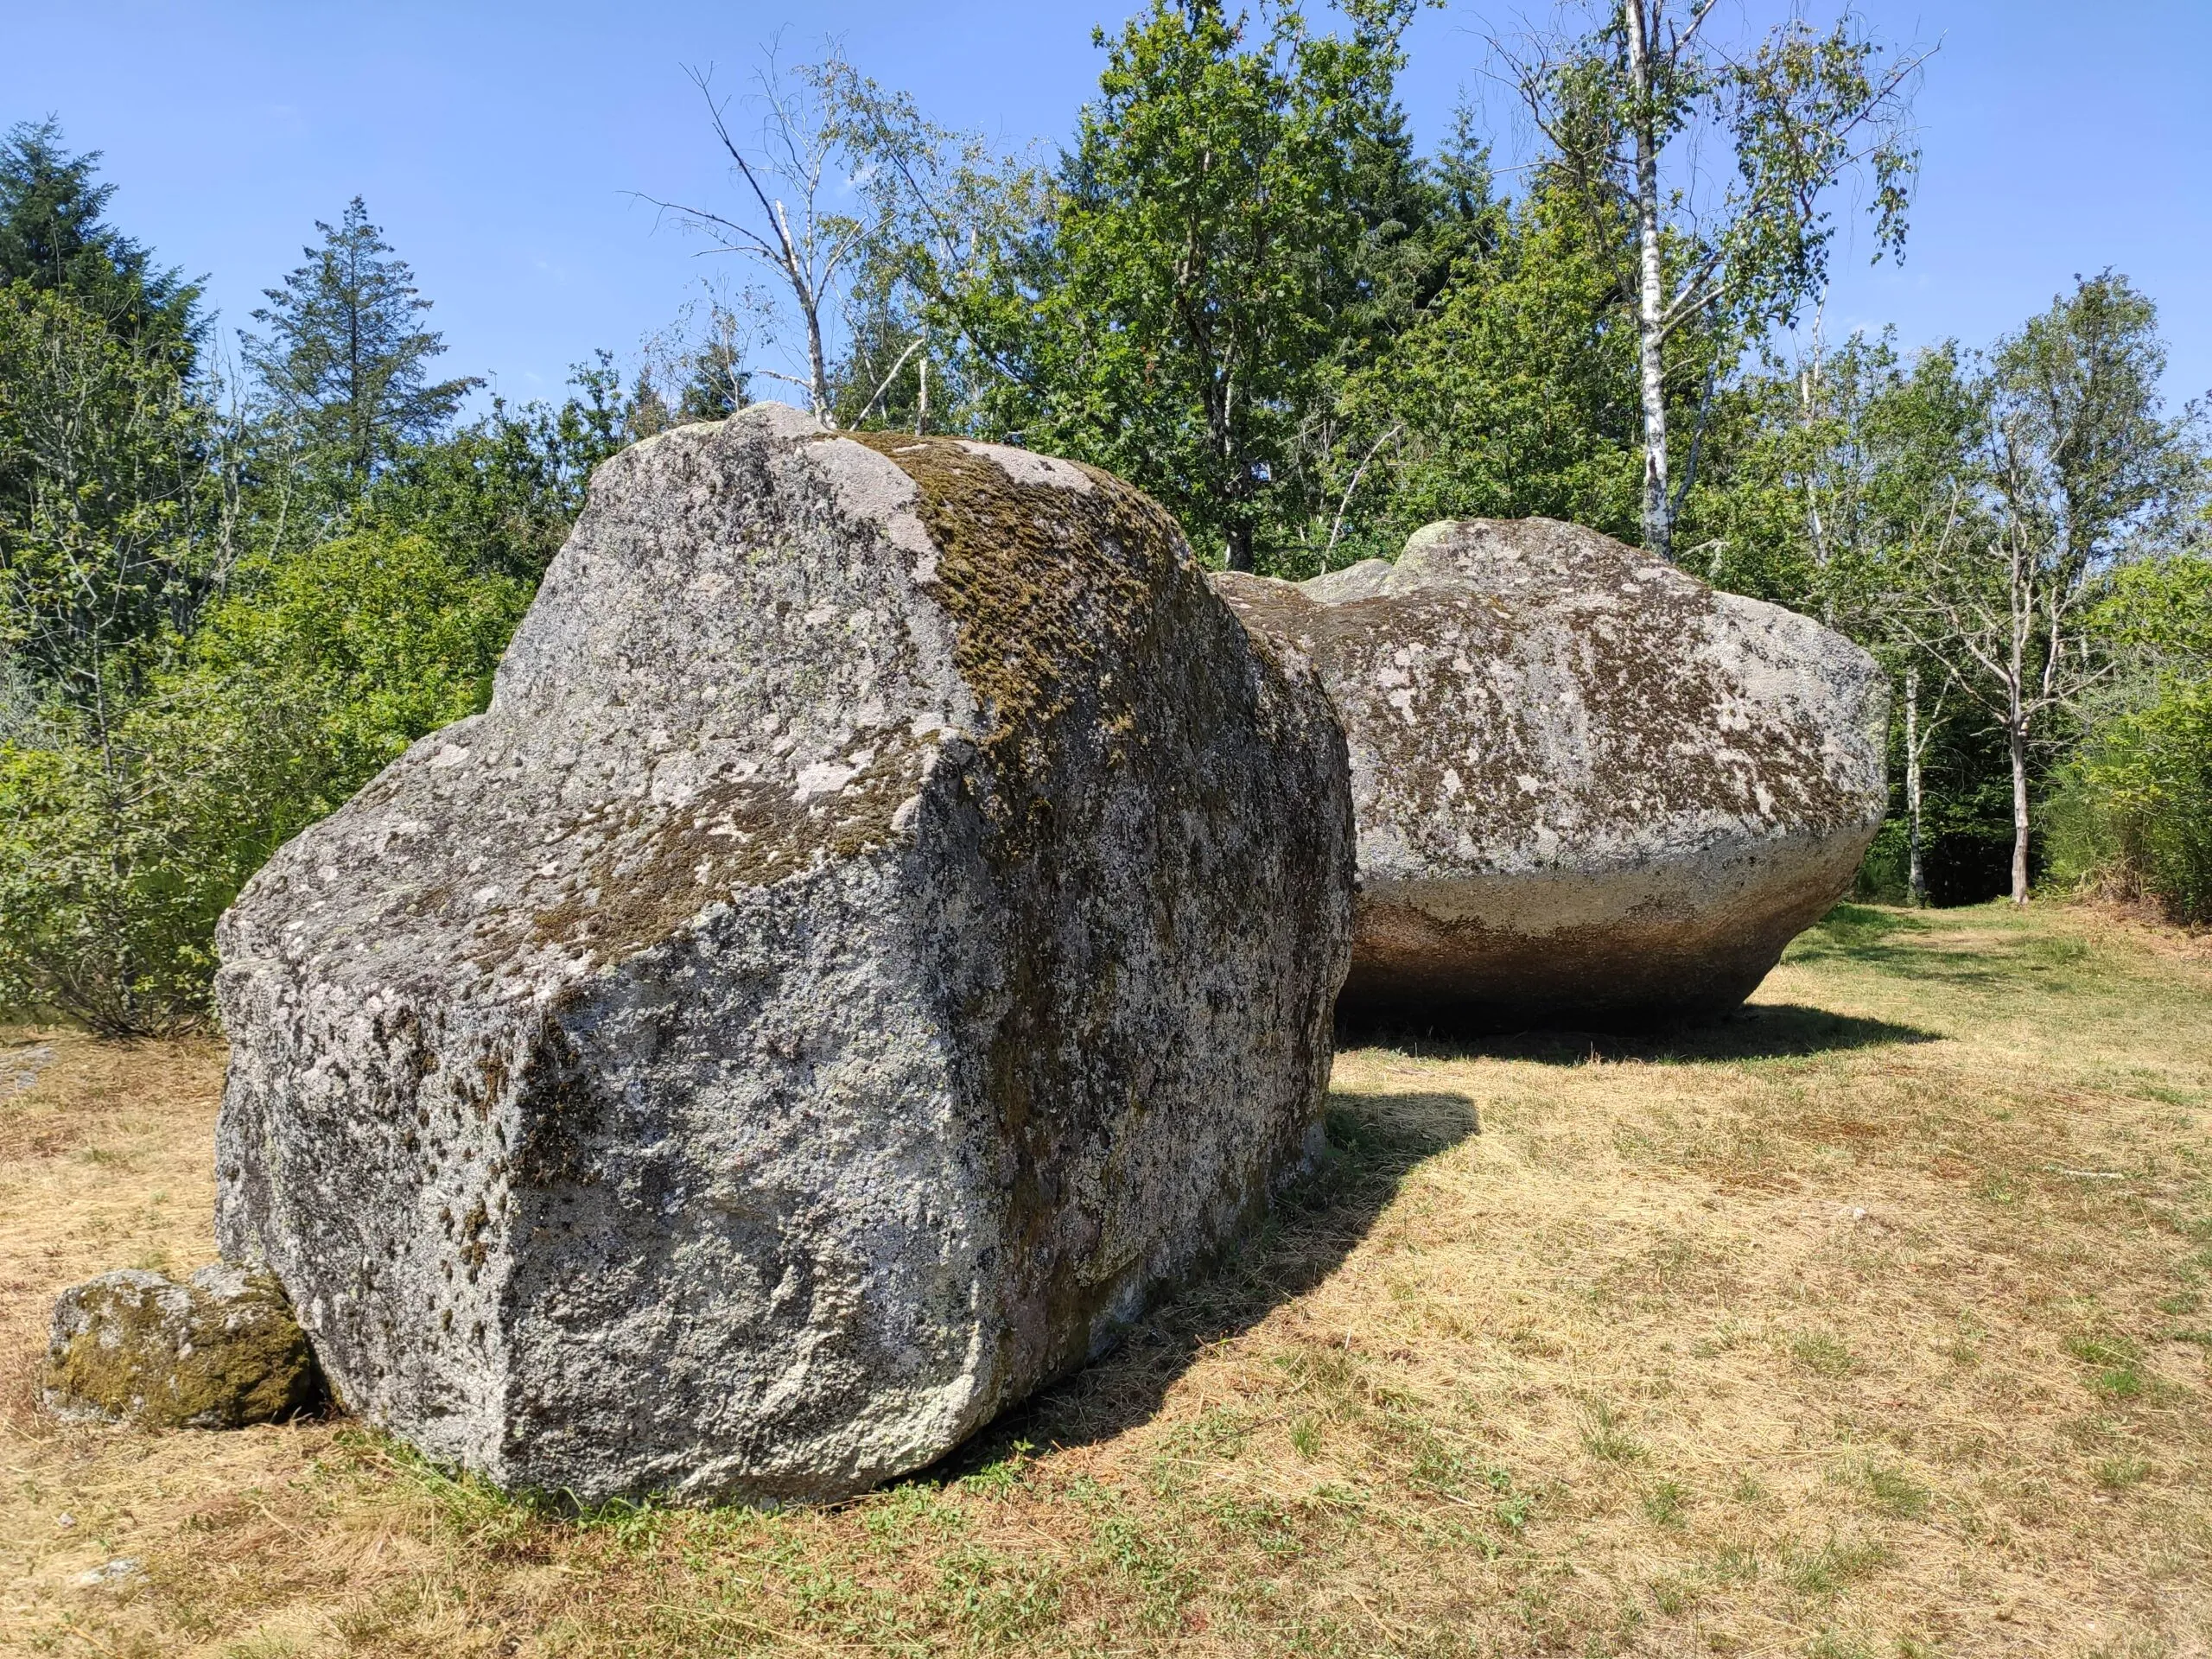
(1789, 1332, 1858, 1378)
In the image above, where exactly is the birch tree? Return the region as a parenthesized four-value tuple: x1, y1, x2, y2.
(1503, 1, 1923, 561)
(647, 53, 873, 425)
(1902, 275, 2204, 904)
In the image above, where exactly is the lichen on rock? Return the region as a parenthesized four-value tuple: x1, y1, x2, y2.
(43, 1265, 317, 1429)
(214, 406, 1353, 1505)
(1216, 517, 1888, 1027)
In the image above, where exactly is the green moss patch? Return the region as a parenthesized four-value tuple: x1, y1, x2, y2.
(45, 1270, 317, 1429)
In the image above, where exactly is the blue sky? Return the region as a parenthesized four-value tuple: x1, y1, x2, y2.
(4, 1, 2206, 411)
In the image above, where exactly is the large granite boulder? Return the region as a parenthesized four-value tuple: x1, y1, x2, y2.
(1214, 518, 1886, 1027)
(215, 406, 1352, 1504)
(43, 1265, 317, 1428)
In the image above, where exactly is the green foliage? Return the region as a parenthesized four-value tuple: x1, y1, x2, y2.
(955, 0, 1422, 572)
(2045, 555, 2212, 923)
(4, 26, 2206, 1041)
(0, 118, 202, 372)
(2048, 690, 2212, 924)
(0, 529, 524, 1032)
(1991, 271, 2205, 572)
(1325, 181, 1644, 565)
(0, 735, 236, 1033)
(0, 281, 221, 700)
(1580, 1401, 1647, 1463)
(1789, 1331, 1856, 1377)
(1703, 275, 2208, 909)
(2096, 550, 2212, 670)
(361, 357, 632, 582)
(1703, 334, 1986, 617)
(186, 529, 529, 792)
(0, 168, 596, 1030)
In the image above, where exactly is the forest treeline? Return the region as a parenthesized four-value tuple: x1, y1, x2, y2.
(3, 0, 2209, 1035)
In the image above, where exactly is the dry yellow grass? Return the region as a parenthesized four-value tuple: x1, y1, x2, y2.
(3, 901, 2209, 1657)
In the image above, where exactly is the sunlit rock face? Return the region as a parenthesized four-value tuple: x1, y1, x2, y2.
(215, 405, 1353, 1504)
(1215, 518, 1886, 1030)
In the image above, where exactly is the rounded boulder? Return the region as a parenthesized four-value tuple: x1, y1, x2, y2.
(1215, 518, 1887, 1028)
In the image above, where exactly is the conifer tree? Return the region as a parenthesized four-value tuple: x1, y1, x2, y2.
(244, 198, 480, 486)
(0, 118, 202, 370)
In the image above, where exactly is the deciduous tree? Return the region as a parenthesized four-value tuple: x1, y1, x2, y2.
(969, 0, 1421, 570)
(1900, 275, 2206, 903)
(1501, 1, 1923, 562)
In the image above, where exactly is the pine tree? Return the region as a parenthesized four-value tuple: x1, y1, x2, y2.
(0, 118, 202, 370)
(626, 371, 672, 441)
(243, 198, 480, 485)
(677, 335, 749, 423)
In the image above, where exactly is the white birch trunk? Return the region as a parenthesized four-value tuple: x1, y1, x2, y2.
(1626, 0, 1675, 561)
(1904, 664, 1928, 906)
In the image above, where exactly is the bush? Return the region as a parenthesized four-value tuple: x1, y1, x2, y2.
(2049, 683, 2212, 925)
(0, 531, 526, 1032)
(0, 741, 229, 1033)
(2050, 556, 2212, 925)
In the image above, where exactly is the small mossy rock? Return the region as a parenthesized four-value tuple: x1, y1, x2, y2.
(1215, 517, 1886, 1028)
(43, 1265, 316, 1428)
(214, 405, 1353, 1505)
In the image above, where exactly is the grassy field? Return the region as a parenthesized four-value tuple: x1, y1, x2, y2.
(3, 901, 2209, 1658)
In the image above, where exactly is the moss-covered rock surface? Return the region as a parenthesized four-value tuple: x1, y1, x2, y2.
(1217, 517, 1887, 1027)
(42, 1264, 315, 1428)
(213, 406, 1352, 1505)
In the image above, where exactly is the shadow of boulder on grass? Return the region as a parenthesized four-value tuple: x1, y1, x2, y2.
(915, 1087, 1479, 1471)
(1342, 1001, 1941, 1066)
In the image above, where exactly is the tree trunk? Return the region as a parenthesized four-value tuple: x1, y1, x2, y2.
(2005, 532, 2032, 906)
(800, 294, 835, 428)
(1224, 518, 1255, 574)
(1904, 664, 1928, 907)
(1625, 0, 1674, 562)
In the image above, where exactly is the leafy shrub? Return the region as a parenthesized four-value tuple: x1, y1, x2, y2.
(2050, 556, 2212, 925)
(2049, 683, 2212, 925)
(0, 531, 525, 1032)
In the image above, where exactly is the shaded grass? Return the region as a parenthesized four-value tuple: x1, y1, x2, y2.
(3, 901, 2209, 1656)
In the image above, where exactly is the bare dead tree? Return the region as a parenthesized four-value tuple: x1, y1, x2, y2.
(643, 52, 871, 424)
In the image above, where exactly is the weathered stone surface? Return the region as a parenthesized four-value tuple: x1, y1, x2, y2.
(1214, 517, 1886, 1027)
(215, 405, 1353, 1504)
(43, 1265, 316, 1428)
